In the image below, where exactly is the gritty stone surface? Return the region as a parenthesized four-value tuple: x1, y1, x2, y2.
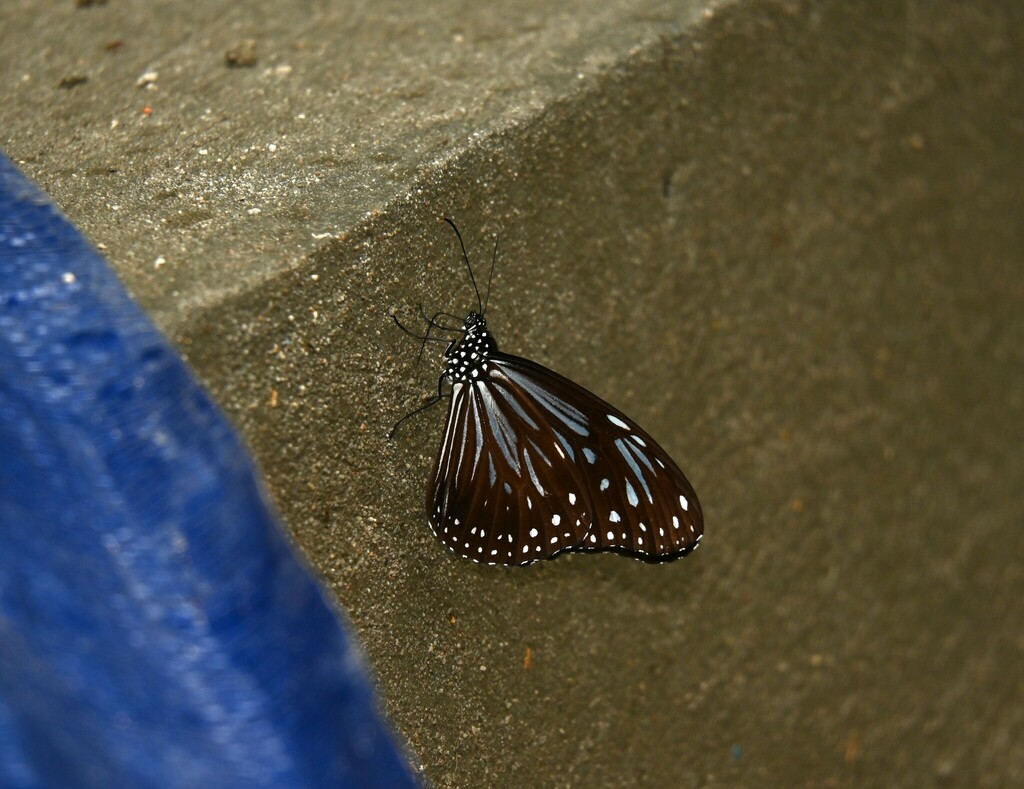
(1, 0, 714, 328)
(2, 1, 1023, 787)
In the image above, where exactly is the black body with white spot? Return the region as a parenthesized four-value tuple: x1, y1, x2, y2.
(427, 311, 703, 566)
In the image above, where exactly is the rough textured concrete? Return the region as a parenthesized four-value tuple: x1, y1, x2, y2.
(3, 1, 1023, 787)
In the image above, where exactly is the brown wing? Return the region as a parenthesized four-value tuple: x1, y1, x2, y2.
(426, 354, 703, 565)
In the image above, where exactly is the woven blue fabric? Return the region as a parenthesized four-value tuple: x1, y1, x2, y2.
(0, 155, 416, 788)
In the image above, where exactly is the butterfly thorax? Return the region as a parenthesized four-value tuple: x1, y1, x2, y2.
(443, 312, 498, 384)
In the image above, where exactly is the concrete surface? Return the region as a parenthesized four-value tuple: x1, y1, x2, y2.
(2, 0, 1023, 786)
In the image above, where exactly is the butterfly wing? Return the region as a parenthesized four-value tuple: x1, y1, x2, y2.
(427, 373, 594, 565)
(426, 353, 703, 565)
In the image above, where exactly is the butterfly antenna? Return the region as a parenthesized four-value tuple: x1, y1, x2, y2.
(444, 217, 482, 315)
(483, 233, 499, 315)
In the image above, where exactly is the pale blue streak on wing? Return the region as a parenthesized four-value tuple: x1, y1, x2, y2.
(501, 366, 590, 437)
(622, 439, 658, 503)
(522, 445, 545, 496)
(451, 389, 472, 496)
(476, 385, 521, 473)
(493, 384, 539, 430)
(527, 437, 552, 467)
(615, 438, 653, 504)
(552, 429, 575, 461)
(470, 388, 485, 478)
(626, 435, 657, 475)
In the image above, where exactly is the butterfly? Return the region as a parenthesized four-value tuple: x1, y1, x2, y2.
(394, 220, 703, 566)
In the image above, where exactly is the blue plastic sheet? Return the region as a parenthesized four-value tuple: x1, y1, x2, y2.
(0, 155, 416, 788)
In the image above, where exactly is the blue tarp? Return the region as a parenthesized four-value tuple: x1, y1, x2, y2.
(0, 154, 416, 788)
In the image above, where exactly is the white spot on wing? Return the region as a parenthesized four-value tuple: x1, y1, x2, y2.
(609, 511, 621, 523)
(607, 414, 629, 429)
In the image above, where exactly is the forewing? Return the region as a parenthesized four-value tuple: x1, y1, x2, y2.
(427, 377, 593, 565)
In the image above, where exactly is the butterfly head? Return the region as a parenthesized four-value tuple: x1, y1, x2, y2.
(463, 311, 486, 332)
(442, 312, 498, 384)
